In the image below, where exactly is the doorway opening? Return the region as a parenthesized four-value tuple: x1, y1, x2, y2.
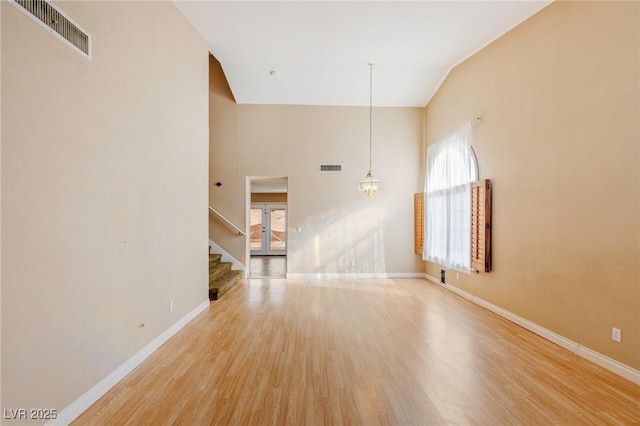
(248, 177, 287, 278)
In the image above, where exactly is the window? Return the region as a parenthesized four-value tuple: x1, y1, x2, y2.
(423, 122, 478, 272)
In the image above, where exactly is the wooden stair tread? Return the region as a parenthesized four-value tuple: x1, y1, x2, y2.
(209, 270, 242, 301)
(209, 262, 232, 282)
(208, 248, 242, 301)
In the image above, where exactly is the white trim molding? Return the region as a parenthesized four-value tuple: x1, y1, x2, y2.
(285, 272, 426, 280)
(50, 300, 210, 425)
(424, 274, 640, 385)
(209, 240, 246, 275)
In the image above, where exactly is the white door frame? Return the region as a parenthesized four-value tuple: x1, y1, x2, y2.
(245, 177, 288, 278)
(250, 203, 287, 256)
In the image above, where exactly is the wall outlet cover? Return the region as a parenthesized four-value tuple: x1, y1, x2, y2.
(612, 327, 622, 343)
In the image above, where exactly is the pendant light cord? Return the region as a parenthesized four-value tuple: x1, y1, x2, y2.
(368, 63, 373, 176)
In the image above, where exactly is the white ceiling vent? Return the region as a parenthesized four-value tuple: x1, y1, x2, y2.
(11, 0, 91, 59)
(320, 164, 343, 173)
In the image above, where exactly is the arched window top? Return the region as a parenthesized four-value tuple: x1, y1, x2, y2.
(426, 124, 478, 192)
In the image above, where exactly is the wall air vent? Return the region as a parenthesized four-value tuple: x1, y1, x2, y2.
(10, 0, 91, 59)
(320, 164, 343, 173)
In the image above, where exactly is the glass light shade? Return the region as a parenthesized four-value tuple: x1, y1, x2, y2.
(357, 171, 384, 198)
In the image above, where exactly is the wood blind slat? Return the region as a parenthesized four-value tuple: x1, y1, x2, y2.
(471, 179, 492, 273)
(414, 193, 424, 254)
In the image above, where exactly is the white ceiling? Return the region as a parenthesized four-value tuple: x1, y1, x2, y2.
(175, 1, 550, 107)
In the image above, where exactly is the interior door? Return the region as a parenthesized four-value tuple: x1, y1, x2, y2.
(250, 204, 287, 256)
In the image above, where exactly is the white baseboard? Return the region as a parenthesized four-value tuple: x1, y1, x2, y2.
(285, 272, 426, 279)
(209, 240, 246, 275)
(50, 300, 210, 426)
(424, 274, 640, 385)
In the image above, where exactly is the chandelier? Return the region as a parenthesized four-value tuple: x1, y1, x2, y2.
(357, 63, 383, 197)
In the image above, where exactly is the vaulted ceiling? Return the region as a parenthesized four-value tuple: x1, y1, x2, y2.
(175, 1, 551, 107)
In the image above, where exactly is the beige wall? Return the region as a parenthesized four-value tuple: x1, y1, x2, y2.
(210, 57, 424, 274)
(424, 1, 639, 369)
(1, 0, 209, 417)
(209, 56, 245, 260)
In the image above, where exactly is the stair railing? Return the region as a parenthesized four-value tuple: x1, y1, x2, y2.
(209, 206, 246, 236)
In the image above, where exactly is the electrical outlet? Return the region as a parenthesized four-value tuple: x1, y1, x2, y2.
(169, 300, 174, 312)
(456, 272, 460, 279)
(612, 327, 622, 343)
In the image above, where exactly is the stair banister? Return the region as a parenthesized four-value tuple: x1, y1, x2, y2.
(208, 206, 246, 236)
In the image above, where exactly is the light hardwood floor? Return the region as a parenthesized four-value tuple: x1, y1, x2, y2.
(74, 278, 640, 425)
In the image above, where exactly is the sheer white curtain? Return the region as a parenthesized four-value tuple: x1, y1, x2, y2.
(423, 122, 478, 272)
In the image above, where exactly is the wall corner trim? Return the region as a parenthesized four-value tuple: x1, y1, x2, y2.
(50, 299, 210, 425)
(423, 274, 640, 385)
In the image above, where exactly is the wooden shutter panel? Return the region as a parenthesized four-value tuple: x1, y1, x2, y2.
(471, 179, 491, 272)
(414, 193, 424, 254)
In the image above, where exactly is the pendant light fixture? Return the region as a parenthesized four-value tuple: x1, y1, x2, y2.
(357, 63, 383, 197)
